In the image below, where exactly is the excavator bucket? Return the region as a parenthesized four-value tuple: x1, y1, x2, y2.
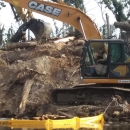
(10, 18, 52, 43)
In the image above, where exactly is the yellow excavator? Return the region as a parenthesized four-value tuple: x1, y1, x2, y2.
(2, 0, 130, 105)
(9, 4, 52, 43)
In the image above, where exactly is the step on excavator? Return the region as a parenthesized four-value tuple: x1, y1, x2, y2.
(2, 0, 130, 106)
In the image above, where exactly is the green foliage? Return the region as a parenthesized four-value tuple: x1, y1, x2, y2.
(64, 0, 86, 13)
(101, 0, 129, 22)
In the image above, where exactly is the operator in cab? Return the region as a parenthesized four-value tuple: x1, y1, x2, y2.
(89, 47, 107, 76)
(95, 47, 107, 63)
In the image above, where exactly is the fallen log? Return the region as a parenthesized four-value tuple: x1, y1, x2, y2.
(53, 36, 75, 43)
(18, 79, 34, 115)
(42, 114, 67, 120)
(57, 111, 73, 118)
(6, 42, 37, 50)
(33, 115, 66, 120)
(114, 21, 130, 31)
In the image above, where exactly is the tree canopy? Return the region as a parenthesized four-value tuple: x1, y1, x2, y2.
(64, 0, 86, 13)
(100, 0, 130, 22)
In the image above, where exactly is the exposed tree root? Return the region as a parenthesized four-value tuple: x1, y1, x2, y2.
(18, 79, 34, 114)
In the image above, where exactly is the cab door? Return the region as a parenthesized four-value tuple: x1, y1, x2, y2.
(109, 42, 130, 78)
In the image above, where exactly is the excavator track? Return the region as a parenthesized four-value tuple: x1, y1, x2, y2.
(52, 84, 130, 105)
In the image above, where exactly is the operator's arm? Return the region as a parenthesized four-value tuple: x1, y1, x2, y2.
(98, 53, 107, 62)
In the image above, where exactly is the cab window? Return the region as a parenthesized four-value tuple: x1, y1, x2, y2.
(111, 44, 122, 62)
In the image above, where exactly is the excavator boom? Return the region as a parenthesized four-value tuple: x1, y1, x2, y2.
(3, 0, 102, 40)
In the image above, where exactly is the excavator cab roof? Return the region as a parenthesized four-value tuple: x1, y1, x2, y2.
(83, 39, 127, 52)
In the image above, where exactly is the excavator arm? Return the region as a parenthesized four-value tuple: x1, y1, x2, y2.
(10, 18, 52, 43)
(10, 4, 34, 22)
(3, 0, 102, 40)
(8, 3, 52, 43)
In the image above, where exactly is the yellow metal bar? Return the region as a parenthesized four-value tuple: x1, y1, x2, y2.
(0, 114, 104, 129)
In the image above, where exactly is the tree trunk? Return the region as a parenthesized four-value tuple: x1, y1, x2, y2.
(6, 42, 37, 50)
(114, 22, 130, 31)
(106, 13, 110, 37)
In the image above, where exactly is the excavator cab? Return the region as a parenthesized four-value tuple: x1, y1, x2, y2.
(81, 39, 130, 84)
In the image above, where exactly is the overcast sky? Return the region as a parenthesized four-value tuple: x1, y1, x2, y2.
(0, 0, 117, 37)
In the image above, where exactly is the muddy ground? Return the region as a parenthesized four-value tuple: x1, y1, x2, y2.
(0, 39, 130, 123)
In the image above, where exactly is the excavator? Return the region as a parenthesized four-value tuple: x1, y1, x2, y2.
(9, 4, 52, 43)
(2, 0, 130, 105)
